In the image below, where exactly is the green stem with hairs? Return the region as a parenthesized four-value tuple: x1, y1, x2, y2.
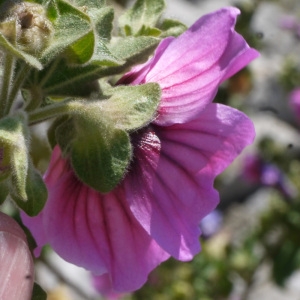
(28, 100, 83, 125)
(0, 54, 15, 118)
(4, 62, 31, 115)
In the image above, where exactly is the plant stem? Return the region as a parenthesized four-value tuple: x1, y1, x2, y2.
(0, 54, 15, 118)
(4, 62, 31, 115)
(28, 100, 83, 125)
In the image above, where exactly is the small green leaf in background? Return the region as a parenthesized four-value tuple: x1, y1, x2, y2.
(119, 0, 166, 36)
(159, 19, 187, 37)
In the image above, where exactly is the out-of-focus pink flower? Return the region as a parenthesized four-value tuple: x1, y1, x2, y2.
(92, 274, 124, 300)
(243, 155, 297, 199)
(22, 7, 259, 292)
(289, 88, 300, 122)
(280, 15, 300, 38)
(0, 212, 34, 300)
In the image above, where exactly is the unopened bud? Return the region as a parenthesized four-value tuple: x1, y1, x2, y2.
(0, 2, 53, 54)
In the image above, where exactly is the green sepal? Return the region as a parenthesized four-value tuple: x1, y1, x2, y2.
(159, 19, 187, 37)
(0, 31, 43, 70)
(56, 113, 132, 194)
(101, 83, 161, 130)
(0, 113, 29, 201)
(0, 113, 47, 216)
(47, 115, 70, 149)
(31, 282, 47, 300)
(10, 161, 47, 216)
(71, 121, 131, 193)
(119, 0, 165, 36)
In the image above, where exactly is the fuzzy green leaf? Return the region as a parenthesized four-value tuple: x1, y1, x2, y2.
(56, 114, 132, 193)
(11, 162, 48, 216)
(64, 30, 95, 64)
(159, 18, 187, 37)
(0, 114, 29, 201)
(71, 123, 131, 193)
(119, 0, 165, 36)
(109, 35, 159, 63)
(31, 36, 158, 97)
(101, 83, 161, 130)
(41, 0, 92, 64)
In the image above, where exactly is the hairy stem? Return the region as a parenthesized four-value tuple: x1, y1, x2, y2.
(4, 62, 31, 115)
(28, 100, 83, 125)
(0, 54, 15, 117)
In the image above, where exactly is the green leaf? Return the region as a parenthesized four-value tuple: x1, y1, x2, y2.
(159, 19, 187, 37)
(0, 114, 29, 201)
(30, 36, 158, 97)
(101, 83, 161, 130)
(91, 6, 114, 41)
(31, 282, 47, 300)
(71, 123, 131, 193)
(41, 0, 92, 64)
(0, 114, 47, 216)
(56, 113, 132, 193)
(109, 35, 159, 64)
(11, 161, 48, 216)
(119, 0, 165, 36)
(72, 0, 106, 9)
(64, 30, 95, 64)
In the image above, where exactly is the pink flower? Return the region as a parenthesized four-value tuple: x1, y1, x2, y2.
(243, 154, 297, 199)
(0, 212, 34, 300)
(289, 88, 300, 122)
(22, 7, 259, 292)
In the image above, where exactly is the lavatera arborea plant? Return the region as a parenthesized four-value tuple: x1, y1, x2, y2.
(0, 0, 259, 296)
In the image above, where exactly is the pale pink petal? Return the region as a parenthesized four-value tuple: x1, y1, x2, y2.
(0, 212, 34, 300)
(22, 148, 170, 292)
(125, 103, 255, 260)
(289, 88, 300, 121)
(119, 7, 259, 126)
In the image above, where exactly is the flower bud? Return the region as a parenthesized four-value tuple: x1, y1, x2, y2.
(0, 212, 34, 300)
(0, 2, 53, 54)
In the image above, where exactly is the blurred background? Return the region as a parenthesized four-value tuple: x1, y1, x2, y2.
(6, 0, 300, 299)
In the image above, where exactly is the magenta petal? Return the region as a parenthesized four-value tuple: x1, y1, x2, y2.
(120, 7, 259, 126)
(22, 148, 169, 292)
(126, 103, 255, 260)
(0, 212, 34, 300)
